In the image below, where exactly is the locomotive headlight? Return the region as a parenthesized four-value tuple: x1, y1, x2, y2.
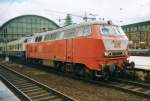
(104, 51, 109, 56)
(109, 51, 112, 56)
(104, 51, 112, 56)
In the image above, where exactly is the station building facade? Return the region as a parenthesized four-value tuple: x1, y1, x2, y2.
(0, 15, 59, 42)
(122, 21, 150, 49)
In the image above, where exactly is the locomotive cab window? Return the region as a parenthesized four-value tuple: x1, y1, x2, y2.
(59, 31, 64, 39)
(116, 27, 125, 35)
(63, 29, 75, 39)
(55, 32, 63, 40)
(100, 25, 114, 35)
(77, 26, 91, 36)
(51, 33, 61, 40)
(113, 26, 126, 35)
(44, 32, 61, 41)
(100, 25, 125, 36)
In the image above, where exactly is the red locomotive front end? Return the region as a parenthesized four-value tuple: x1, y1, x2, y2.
(92, 22, 131, 78)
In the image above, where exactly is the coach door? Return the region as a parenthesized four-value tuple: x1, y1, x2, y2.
(66, 39, 73, 62)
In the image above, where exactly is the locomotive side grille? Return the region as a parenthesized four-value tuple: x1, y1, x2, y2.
(112, 51, 123, 56)
(105, 51, 125, 57)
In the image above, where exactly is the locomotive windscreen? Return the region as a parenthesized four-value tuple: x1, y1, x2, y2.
(100, 25, 128, 51)
(100, 25, 125, 36)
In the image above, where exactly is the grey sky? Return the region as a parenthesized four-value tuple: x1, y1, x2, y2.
(0, 0, 150, 26)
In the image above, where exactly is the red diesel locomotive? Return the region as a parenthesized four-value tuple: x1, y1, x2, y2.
(25, 21, 133, 79)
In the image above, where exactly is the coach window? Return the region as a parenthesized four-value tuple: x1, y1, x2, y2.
(39, 36, 43, 42)
(35, 37, 38, 42)
(38, 36, 42, 42)
(24, 39, 27, 43)
(78, 26, 91, 36)
(35, 36, 42, 42)
(27, 38, 31, 43)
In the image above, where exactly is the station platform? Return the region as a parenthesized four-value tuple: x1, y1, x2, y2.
(0, 80, 20, 101)
(129, 56, 150, 70)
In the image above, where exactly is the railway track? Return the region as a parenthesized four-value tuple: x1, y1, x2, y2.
(35, 63, 150, 99)
(1, 61, 150, 99)
(71, 75, 150, 99)
(105, 78, 150, 98)
(0, 64, 75, 101)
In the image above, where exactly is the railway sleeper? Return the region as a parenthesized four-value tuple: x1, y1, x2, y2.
(23, 87, 43, 93)
(19, 86, 40, 91)
(11, 81, 31, 85)
(132, 87, 143, 91)
(34, 95, 59, 101)
(12, 81, 31, 85)
(30, 93, 54, 100)
(26, 90, 49, 96)
(15, 83, 36, 88)
(143, 90, 150, 94)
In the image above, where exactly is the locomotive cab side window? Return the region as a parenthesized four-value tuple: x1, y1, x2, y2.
(77, 26, 91, 36)
(63, 29, 75, 39)
(59, 31, 64, 39)
(44, 32, 62, 41)
(51, 33, 61, 40)
(55, 32, 63, 40)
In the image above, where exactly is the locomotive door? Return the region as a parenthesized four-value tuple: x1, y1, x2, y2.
(66, 39, 73, 62)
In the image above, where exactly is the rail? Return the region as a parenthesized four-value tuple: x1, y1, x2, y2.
(0, 64, 75, 101)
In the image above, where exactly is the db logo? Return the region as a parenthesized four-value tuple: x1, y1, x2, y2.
(114, 40, 121, 48)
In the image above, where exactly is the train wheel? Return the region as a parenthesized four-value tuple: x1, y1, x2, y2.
(73, 64, 84, 76)
(53, 61, 65, 73)
(84, 68, 95, 79)
(60, 63, 66, 73)
(130, 61, 135, 69)
(101, 70, 109, 80)
(55, 62, 60, 70)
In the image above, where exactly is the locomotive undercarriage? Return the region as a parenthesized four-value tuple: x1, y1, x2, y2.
(38, 59, 135, 80)
(54, 61, 95, 79)
(94, 61, 136, 80)
(1, 54, 136, 80)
